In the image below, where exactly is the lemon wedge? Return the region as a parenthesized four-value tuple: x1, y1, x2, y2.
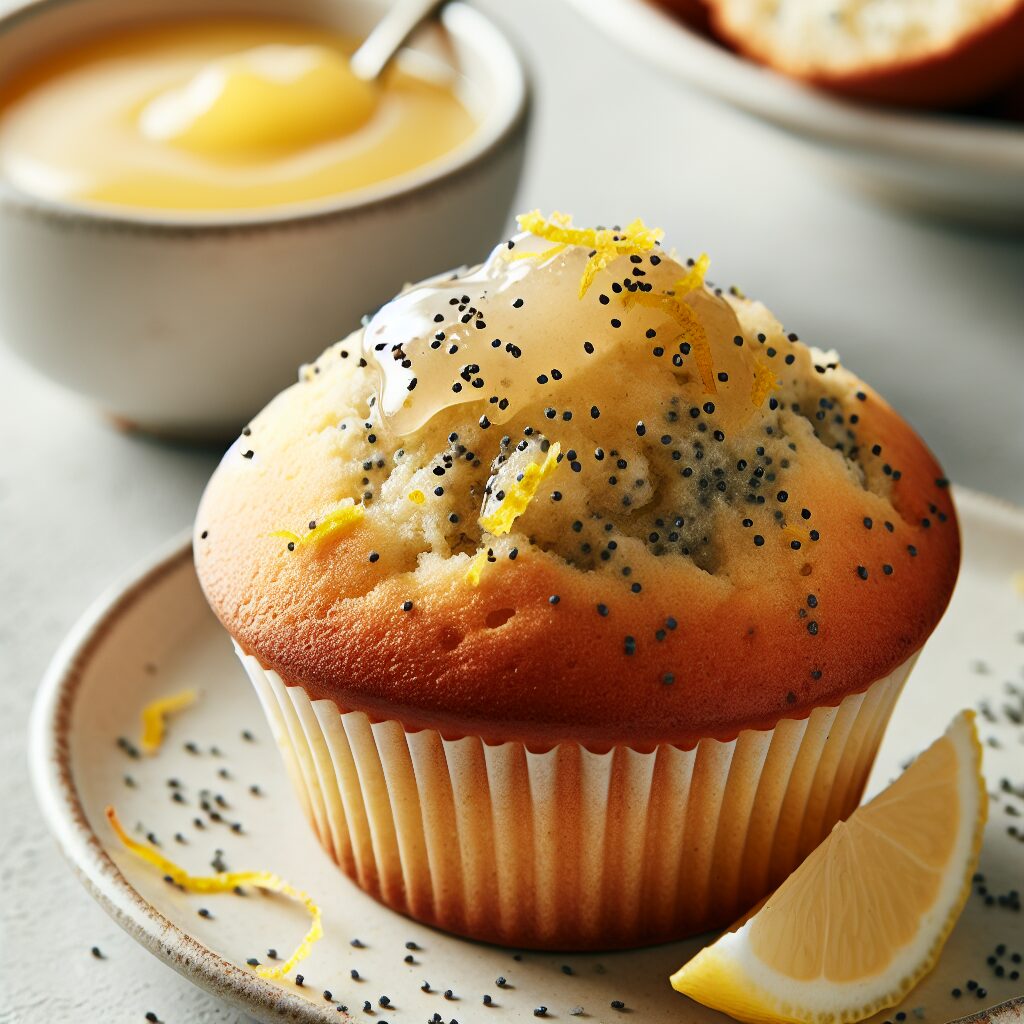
(671, 709, 986, 1024)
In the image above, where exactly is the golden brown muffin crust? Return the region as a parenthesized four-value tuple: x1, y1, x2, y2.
(704, 0, 1024, 108)
(195, 229, 958, 749)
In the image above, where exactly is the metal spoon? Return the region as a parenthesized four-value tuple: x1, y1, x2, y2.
(350, 0, 451, 82)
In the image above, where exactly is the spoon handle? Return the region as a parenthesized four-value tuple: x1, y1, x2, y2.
(350, 0, 451, 82)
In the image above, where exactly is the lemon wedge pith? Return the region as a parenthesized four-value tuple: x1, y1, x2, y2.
(671, 710, 987, 1024)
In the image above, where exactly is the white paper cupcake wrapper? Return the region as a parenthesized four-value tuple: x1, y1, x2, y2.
(236, 645, 914, 950)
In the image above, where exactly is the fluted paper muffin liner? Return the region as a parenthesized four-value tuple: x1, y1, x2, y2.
(237, 645, 914, 950)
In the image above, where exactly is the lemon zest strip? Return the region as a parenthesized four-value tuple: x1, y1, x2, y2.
(509, 241, 570, 265)
(620, 289, 717, 395)
(782, 524, 810, 547)
(514, 210, 664, 298)
(272, 502, 364, 549)
(751, 358, 780, 409)
(269, 530, 303, 545)
(676, 252, 709, 295)
(139, 689, 198, 755)
(479, 442, 562, 537)
(106, 806, 322, 981)
(464, 548, 489, 587)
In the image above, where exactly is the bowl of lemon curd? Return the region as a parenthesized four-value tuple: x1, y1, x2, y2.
(0, 0, 528, 439)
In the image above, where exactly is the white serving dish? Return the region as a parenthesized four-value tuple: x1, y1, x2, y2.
(27, 486, 1024, 1022)
(568, 0, 1024, 228)
(0, 0, 529, 440)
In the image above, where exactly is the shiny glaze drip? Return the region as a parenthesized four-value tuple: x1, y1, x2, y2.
(363, 230, 764, 438)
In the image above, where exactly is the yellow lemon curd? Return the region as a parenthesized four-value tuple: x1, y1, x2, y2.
(0, 18, 476, 213)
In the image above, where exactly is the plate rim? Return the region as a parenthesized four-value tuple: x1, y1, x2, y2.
(567, 0, 1024, 174)
(28, 531, 329, 1023)
(27, 489, 1024, 1024)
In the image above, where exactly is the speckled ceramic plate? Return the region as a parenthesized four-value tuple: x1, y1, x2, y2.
(29, 487, 1024, 1024)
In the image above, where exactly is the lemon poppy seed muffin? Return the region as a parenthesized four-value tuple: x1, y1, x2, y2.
(195, 212, 959, 949)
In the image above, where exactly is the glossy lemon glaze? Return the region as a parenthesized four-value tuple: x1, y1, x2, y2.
(364, 238, 763, 440)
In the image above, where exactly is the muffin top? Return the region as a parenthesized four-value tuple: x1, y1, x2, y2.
(195, 212, 959, 750)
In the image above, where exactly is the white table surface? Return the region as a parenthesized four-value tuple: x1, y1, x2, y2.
(1, 1, 1022, 1020)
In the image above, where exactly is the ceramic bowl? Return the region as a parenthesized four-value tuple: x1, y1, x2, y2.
(568, 0, 1024, 228)
(0, 0, 529, 440)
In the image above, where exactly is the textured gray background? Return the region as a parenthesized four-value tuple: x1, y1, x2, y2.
(1, 0, 1023, 1020)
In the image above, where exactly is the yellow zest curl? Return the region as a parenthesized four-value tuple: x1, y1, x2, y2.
(528, 242, 573, 264)
(140, 689, 197, 755)
(106, 806, 322, 981)
(620, 290, 717, 395)
(782, 524, 810, 548)
(271, 502, 364, 549)
(464, 548, 489, 587)
(751, 358, 779, 410)
(407, 490, 426, 506)
(514, 210, 664, 299)
(480, 443, 562, 537)
(676, 252, 709, 295)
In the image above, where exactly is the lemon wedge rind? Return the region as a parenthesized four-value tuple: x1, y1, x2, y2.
(671, 710, 986, 1024)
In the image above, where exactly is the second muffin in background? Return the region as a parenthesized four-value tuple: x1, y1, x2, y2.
(195, 212, 959, 949)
